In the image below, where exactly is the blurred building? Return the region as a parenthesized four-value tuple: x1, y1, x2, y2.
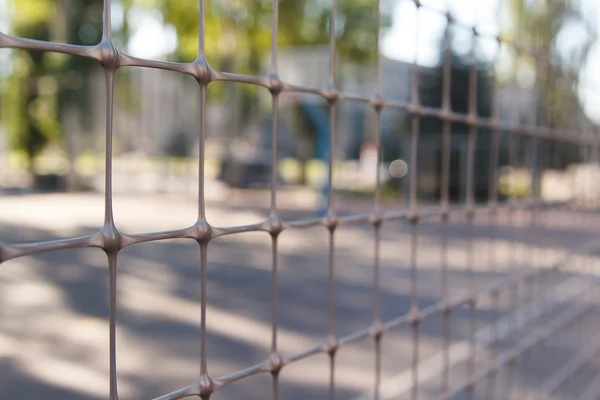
(2, 44, 595, 197)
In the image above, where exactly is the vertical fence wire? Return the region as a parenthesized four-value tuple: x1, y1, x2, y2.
(372, 3, 384, 399)
(439, 9, 453, 399)
(408, 6, 422, 399)
(464, 20, 480, 399)
(485, 12, 502, 397)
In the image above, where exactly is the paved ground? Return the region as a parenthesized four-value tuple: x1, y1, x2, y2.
(1, 192, 600, 400)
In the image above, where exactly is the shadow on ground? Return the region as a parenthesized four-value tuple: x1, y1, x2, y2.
(1, 207, 600, 400)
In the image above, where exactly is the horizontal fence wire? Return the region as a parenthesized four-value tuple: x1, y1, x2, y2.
(1, 0, 600, 400)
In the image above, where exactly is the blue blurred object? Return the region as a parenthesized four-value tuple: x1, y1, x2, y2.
(298, 99, 331, 216)
(298, 100, 330, 162)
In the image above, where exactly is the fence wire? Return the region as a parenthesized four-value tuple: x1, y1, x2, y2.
(1, 0, 600, 400)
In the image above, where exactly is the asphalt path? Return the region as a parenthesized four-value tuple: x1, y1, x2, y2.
(1, 192, 600, 400)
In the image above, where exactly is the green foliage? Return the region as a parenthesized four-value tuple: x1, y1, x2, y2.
(150, 0, 392, 130)
(506, 0, 596, 129)
(2, 0, 105, 173)
(135, 0, 391, 69)
(498, 168, 531, 199)
(3, 4, 54, 170)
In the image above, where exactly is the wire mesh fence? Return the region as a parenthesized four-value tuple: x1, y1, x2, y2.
(1, 0, 600, 399)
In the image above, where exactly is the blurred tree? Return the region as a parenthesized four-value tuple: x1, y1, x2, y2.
(2, 1, 58, 174)
(154, 0, 392, 69)
(135, 0, 392, 117)
(2, 0, 105, 175)
(2, 0, 392, 176)
(504, 0, 596, 130)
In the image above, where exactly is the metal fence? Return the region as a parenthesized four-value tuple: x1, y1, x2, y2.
(2, 0, 600, 399)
